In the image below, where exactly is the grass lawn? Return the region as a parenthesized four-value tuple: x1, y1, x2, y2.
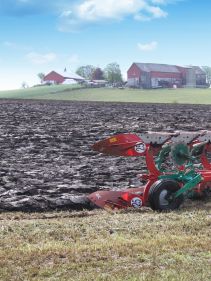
(0, 84, 82, 100)
(0, 204, 210, 281)
(1, 86, 211, 104)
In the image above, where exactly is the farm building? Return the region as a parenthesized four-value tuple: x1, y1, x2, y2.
(127, 63, 207, 89)
(43, 71, 85, 84)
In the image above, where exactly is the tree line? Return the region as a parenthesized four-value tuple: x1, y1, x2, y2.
(76, 62, 123, 83)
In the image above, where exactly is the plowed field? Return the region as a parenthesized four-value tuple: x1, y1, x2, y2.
(0, 100, 211, 211)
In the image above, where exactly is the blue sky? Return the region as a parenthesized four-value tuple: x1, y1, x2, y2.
(0, 0, 211, 90)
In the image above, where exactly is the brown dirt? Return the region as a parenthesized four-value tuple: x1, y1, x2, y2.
(0, 99, 211, 211)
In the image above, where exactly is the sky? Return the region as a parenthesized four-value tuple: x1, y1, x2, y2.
(0, 0, 211, 90)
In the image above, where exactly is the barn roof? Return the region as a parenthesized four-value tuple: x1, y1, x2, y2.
(135, 63, 180, 73)
(189, 66, 206, 75)
(57, 71, 85, 80)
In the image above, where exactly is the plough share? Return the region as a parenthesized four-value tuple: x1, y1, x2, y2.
(88, 131, 211, 211)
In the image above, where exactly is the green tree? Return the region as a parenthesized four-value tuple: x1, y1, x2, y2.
(92, 67, 104, 80)
(76, 65, 96, 80)
(37, 72, 45, 84)
(201, 66, 211, 85)
(104, 62, 122, 84)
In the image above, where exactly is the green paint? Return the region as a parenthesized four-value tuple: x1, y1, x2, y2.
(157, 142, 203, 199)
(155, 144, 171, 172)
(174, 174, 202, 198)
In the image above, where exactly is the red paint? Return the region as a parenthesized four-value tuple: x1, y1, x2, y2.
(127, 63, 142, 79)
(88, 133, 211, 210)
(43, 71, 65, 84)
(150, 71, 181, 79)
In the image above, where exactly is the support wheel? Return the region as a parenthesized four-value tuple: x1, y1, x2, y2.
(148, 179, 184, 211)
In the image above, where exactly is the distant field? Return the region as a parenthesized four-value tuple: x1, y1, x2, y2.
(1, 86, 211, 104)
(0, 84, 82, 100)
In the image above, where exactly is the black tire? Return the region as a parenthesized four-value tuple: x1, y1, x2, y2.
(148, 179, 184, 211)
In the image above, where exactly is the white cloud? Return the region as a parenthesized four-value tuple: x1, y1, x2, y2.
(60, 10, 72, 17)
(59, 0, 172, 31)
(138, 41, 158, 51)
(1, 0, 178, 32)
(76, 0, 147, 21)
(151, 0, 165, 4)
(145, 6, 167, 18)
(151, 0, 178, 4)
(2, 0, 178, 22)
(26, 52, 57, 64)
(134, 14, 151, 21)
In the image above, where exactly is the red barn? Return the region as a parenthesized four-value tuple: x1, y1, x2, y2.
(44, 71, 65, 84)
(43, 71, 84, 84)
(127, 63, 207, 88)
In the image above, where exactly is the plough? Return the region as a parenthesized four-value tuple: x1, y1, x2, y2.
(88, 131, 211, 211)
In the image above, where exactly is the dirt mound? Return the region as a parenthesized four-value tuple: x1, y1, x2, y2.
(0, 100, 211, 211)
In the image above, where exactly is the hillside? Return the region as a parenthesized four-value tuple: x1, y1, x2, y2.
(1, 86, 211, 104)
